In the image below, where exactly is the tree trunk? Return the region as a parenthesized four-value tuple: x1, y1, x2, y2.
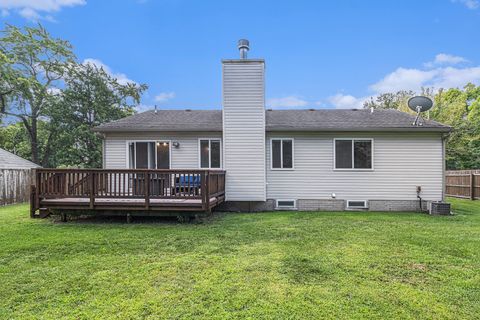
(30, 116, 39, 165)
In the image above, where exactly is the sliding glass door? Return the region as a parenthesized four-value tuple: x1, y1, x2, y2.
(128, 141, 170, 169)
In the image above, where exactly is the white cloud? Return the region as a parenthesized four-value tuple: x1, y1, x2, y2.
(326, 53, 480, 109)
(370, 68, 437, 93)
(452, 0, 479, 9)
(370, 65, 480, 94)
(267, 95, 308, 108)
(154, 92, 175, 103)
(82, 58, 137, 86)
(135, 104, 153, 112)
(0, 0, 86, 21)
(18, 7, 41, 20)
(424, 53, 468, 68)
(326, 94, 369, 109)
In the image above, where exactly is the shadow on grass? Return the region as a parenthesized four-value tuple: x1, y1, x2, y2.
(48, 212, 226, 225)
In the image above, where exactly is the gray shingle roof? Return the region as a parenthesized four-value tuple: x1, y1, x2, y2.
(0, 148, 41, 169)
(94, 109, 451, 133)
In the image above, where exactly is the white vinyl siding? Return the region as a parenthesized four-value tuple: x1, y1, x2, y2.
(222, 60, 266, 201)
(103, 132, 221, 169)
(266, 132, 444, 201)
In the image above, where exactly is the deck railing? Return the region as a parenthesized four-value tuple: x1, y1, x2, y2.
(32, 169, 225, 214)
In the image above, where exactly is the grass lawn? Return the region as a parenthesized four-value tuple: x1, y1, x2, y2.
(0, 199, 479, 319)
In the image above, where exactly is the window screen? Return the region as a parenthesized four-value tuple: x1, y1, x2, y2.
(354, 140, 372, 169)
(335, 140, 352, 169)
(272, 140, 282, 168)
(282, 140, 293, 169)
(135, 142, 148, 169)
(210, 140, 221, 168)
(156, 142, 170, 169)
(200, 140, 209, 168)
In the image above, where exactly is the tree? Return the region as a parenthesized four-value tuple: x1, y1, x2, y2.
(0, 24, 75, 165)
(364, 85, 480, 169)
(52, 62, 147, 168)
(363, 90, 415, 112)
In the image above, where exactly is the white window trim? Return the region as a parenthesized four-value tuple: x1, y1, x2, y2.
(347, 200, 368, 209)
(198, 138, 222, 169)
(333, 138, 374, 171)
(125, 140, 172, 169)
(276, 199, 297, 209)
(270, 138, 295, 170)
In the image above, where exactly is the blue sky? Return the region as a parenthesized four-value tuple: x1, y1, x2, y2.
(1, 0, 480, 110)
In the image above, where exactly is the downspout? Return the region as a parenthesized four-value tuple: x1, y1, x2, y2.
(441, 132, 449, 202)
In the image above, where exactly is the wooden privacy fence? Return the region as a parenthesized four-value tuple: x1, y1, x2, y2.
(0, 169, 34, 206)
(445, 170, 480, 200)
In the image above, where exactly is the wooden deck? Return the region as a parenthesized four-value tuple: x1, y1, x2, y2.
(30, 169, 226, 218)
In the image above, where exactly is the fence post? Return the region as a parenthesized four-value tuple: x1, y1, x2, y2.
(471, 173, 475, 200)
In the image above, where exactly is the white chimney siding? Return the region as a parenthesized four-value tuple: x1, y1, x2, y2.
(222, 59, 266, 201)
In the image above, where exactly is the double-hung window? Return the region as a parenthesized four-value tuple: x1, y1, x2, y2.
(334, 138, 373, 170)
(199, 139, 221, 169)
(271, 138, 294, 169)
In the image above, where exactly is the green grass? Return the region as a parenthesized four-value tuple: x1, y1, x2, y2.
(0, 199, 479, 319)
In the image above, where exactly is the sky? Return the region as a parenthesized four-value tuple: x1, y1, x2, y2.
(1, 0, 480, 110)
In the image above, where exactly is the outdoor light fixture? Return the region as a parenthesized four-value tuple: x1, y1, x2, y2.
(172, 141, 180, 148)
(331, 193, 336, 199)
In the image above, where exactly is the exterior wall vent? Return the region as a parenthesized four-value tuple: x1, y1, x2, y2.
(276, 199, 296, 209)
(347, 200, 368, 209)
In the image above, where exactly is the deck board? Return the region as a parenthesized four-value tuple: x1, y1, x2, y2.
(41, 197, 218, 206)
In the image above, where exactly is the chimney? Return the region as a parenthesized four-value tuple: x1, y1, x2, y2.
(238, 39, 249, 59)
(222, 40, 266, 202)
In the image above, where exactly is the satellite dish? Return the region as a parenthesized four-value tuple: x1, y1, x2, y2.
(408, 96, 433, 112)
(407, 96, 433, 126)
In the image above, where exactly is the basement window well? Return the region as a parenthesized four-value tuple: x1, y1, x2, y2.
(347, 200, 368, 209)
(276, 200, 296, 209)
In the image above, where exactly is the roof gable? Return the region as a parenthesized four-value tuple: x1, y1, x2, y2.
(0, 148, 40, 169)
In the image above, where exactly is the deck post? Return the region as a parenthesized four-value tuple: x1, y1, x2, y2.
(144, 171, 150, 210)
(471, 173, 475, 200)
(205, 171, 210, 212)
(89, 171, 95, 209)
(30, 185, 36, 218)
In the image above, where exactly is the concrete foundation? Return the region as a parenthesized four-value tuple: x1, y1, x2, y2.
(297, 199, 345, 211)
(368, 200, 428, 212)
(216, 200, 275, 212)
(217, 199, 430, 213)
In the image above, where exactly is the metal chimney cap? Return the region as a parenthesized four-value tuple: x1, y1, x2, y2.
(237, 39, 250, 49)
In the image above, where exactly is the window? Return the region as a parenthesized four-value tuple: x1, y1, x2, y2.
(334, 139, 372, 169)
(199, 139, 221, 169)
(347, 200, 368, 209)
(271, 138, 294, 169)
(276, 199, 296, 209)
(128, 141, 170, 169)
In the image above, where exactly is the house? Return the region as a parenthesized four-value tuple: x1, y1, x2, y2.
(0, 148, 40, 169)
(94, 40, 450, 212)
(0, 148, 40, 206)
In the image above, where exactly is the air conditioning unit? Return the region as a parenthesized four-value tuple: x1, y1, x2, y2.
(429, 202, 451, 215)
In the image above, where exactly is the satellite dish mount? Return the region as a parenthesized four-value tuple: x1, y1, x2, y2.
(407, 96, 433, 126)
